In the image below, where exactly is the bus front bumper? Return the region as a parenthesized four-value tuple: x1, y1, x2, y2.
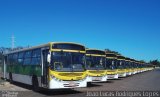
(49, 78, 87, 89)
(118, 73, 127, 77)
(126, 72, 132, 76)
(107, 74, 118, 79)
(86, 75, 107, 82)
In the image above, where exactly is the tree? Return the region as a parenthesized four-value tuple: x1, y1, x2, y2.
(104, 49, 121, 55)
(149, 60, 160, 67)
(140, 60, 146, 63)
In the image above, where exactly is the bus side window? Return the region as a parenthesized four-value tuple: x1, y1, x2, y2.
(23, 51, 32, 65)
(18, 52, 24, 65)
(13, 53, 18, 65)
(8, 54, 13, 65)
(31, 49, 41, 65)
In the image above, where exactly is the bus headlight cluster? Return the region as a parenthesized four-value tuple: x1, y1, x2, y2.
(50, 75, 62, 82)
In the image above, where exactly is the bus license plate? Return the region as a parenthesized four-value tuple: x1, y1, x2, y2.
(68, 82, 76, 87)
(92, 77, 101, 81)
(108, 75, 114, 78)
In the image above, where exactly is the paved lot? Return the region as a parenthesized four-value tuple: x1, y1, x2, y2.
(0, 69, 160, 97)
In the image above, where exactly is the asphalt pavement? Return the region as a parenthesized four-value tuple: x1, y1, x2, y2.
(0, 68, 160, 97)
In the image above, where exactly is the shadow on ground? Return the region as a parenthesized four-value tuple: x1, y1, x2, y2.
(94, 80, 114, 83)
(38, 89, 82, 96)
(7, 81, 83, 96)
(87, 83, 102, 87)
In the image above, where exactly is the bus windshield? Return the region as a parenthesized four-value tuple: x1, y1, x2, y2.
(50, 51, 85, 72)
(86, 56, 105, 70)
(117, 60, 126, 69)
(126, 61, 133, 68)
(106, 59, 117, 70)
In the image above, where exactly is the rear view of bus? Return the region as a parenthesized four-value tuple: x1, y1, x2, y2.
(85, 49, 107, 83)
(49, 42, 87, 89)
(105, 53, 118, 79)
(116, 55, 127, 77)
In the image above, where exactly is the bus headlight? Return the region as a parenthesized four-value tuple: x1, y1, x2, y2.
(50, 75, 62, 81)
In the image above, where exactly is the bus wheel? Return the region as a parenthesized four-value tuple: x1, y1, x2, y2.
(32, 76, 39, 92)
(9, 72, 13, 83)
(87, 82, 92, 87)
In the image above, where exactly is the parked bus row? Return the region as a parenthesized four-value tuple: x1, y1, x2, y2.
(0, 42, 154, 91)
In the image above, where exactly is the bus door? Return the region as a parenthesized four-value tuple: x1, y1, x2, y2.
(41, 49, 49, 87)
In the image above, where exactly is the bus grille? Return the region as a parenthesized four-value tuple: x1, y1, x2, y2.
(63, 83, 79, 87)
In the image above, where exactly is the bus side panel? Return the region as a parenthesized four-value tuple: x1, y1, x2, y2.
(6, 65, 42, 85)
(0, 60, 2, 78)
(0, 56, 5, 79)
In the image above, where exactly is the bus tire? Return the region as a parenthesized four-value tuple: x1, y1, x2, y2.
(32, 76, 39, 92)
(9, 72, 13, 83)
(87, 82, 92, 87)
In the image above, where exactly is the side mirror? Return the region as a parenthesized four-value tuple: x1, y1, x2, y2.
(47, 51, 51, 64)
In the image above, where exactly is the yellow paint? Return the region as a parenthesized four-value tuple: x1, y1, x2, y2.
(126, 69, 131, 73)
(86, 54, 106, 57)
(106, 69, 118, 75)
(86, 70, 106, 77)
(117, 59, 125, 61)
(106, 57, 117, 59)
(49, 68, 87, 81)
(117, 69, 126, 74)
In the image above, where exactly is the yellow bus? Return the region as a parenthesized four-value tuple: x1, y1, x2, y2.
(139, 61, 145, 73)
(2, 42, 87, 91)
(141, 62, 148, 72)
(130, 59, 138, 74)
(116, 55, 127, 77)
(135, 60, 141, 74)
(147, 64, 154, 71)
(85, 49, 107, 83)
(124, 57, 133, 76)
(105, 53, 118, 79)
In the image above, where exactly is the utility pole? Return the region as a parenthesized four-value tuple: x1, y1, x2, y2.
(11, 34, 15, 50)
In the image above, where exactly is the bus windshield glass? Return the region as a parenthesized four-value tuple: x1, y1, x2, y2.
(50, 51, 85, 72)
(126, 61, 132, 68)
(106, 59, 117, 69)
(117, 60, 126, 69)
(86, 56, 105, 70)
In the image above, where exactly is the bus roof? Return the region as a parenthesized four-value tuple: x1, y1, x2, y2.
(4, 42, 85, 55)
(116, 55, 125, 60)
(125, 57, 131, 61)
(106, 53, 117, 59)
